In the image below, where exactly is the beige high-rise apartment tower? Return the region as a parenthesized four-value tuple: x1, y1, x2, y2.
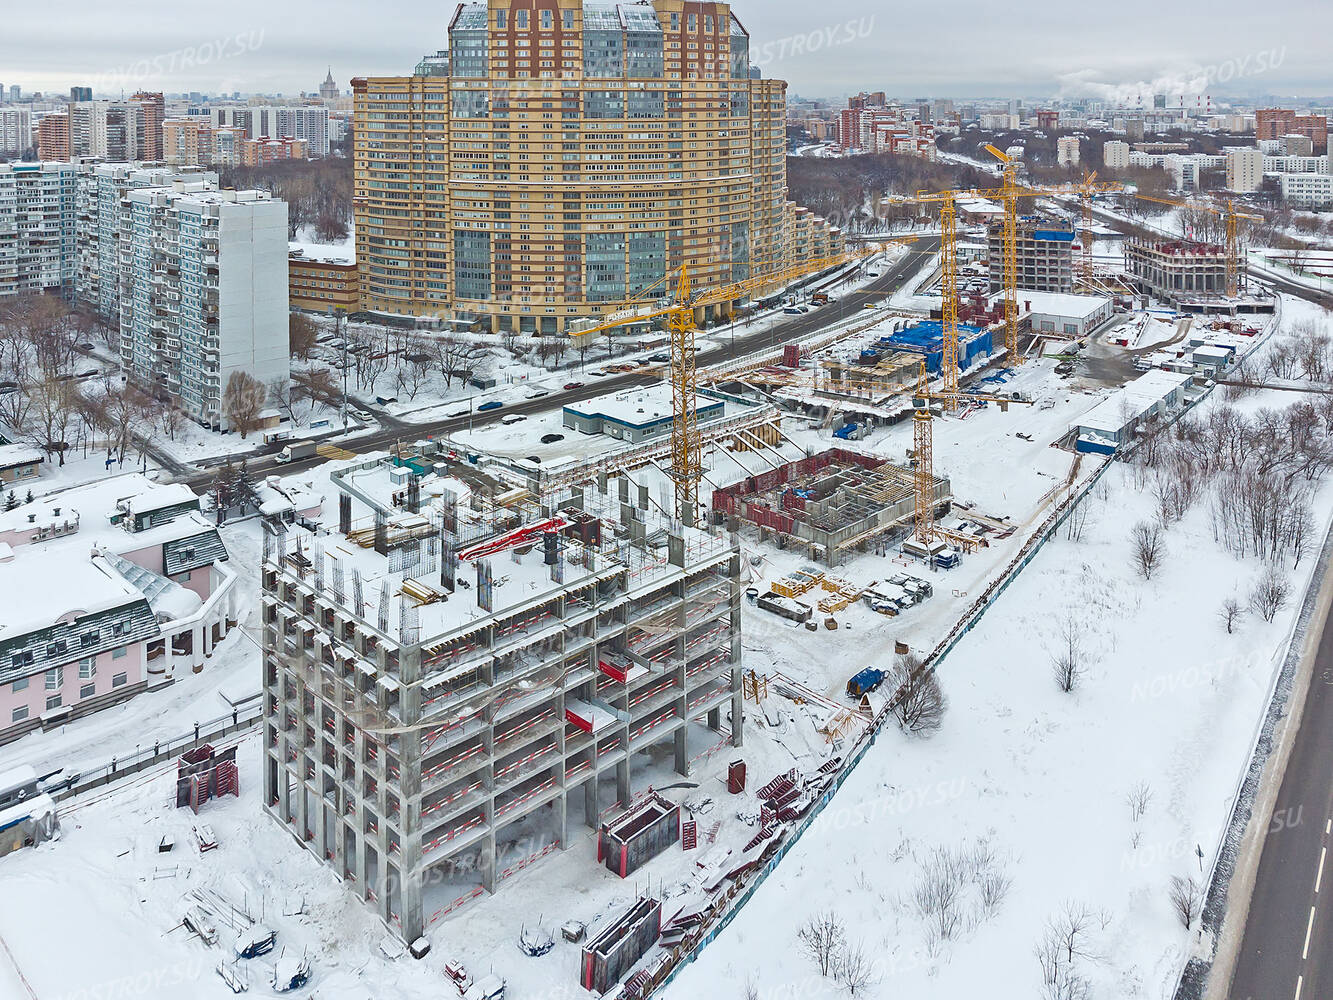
(352, 0, 842, 333)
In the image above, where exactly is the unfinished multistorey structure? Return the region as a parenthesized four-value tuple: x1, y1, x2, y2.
(1125, 238, 1228, 303)
(261, 451, 742, 941)
(712, 449, 950, 566)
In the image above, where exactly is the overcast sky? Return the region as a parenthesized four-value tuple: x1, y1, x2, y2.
(2, 0, 1328, 103)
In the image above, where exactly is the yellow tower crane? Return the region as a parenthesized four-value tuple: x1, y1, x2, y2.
(910, 360, 1032, 545)
(570, 244, 889, 522)
(1132, 192, 1263, 298)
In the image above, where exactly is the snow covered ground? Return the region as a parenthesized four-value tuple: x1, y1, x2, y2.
(3, 298, 1327, 999)
(664, 300, 1333, 1000)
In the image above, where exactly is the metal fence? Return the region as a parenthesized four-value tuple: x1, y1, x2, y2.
(48, 702, 264, 805)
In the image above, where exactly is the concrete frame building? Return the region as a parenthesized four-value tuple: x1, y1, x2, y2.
(1125, 238, 1228, 302)
(261, 453, 743, 940)
(987, 218, 1075, 293)
(121, 185, 289, 429)
(351, 0, 841, 332)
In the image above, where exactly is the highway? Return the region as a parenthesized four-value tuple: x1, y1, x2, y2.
(179, 237, 940, 491)
(1227, 593, 1333, 1000)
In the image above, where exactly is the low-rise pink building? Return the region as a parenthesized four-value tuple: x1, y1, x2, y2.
(0, 475, 241, 745)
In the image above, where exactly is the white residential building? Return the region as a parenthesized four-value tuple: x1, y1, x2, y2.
(1057, 136, 1080, 167)
(1280, 173, 1333, 209)
(0, 107, 32, 156)
(0, 161, 79, 297)
(213, 106, 328, 157)
(76, 163, 218, 323)
(1103, 140, 1130, 169)
(69, 101, 145, 161)
(1226, 148, 1265, 193)
(122, 186, 289, 429)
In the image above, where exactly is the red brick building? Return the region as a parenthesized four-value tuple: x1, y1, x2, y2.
(1256, 108, 1328, 153)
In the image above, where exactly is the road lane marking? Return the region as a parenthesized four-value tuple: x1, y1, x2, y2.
(1296, 974, 1304, 1000)
(1304, 906, 1317, 960)
(1319, 847, 1328, 893)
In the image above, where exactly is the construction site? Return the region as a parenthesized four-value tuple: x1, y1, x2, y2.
(239, 149, 1291, 1000)
(711, 448, 949, 567)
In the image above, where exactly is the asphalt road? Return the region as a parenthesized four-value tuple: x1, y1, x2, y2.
(1228, 607, 1333, 1000)
(180, 238, 940, 491)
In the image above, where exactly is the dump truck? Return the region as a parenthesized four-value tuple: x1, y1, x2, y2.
(846, 667, 886, 699)
(276, 440, 317, 464)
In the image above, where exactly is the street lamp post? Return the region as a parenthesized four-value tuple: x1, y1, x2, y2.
(328, 306, 348, 428)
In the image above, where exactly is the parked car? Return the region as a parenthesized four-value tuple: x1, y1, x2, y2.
(501, 413, 527, 425)
(783, 307, 803, 314)
(477, 400, 503, 412)
(563, 381, 585, 390)
(649, 353, 671, 363)
(540, 433, 565, 444)
(352, 409, 374, 421)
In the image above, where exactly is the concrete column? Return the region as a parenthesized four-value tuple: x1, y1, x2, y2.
(673, 726, 688, 777)
(481, 830, 497, 893)
(400, 864, 424, 943)
(615, 757, 631, 808)
(191, 624, 204, 672)
(583, 779, 598, 829)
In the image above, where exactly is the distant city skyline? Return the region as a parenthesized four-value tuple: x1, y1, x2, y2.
(2, 0, 1330, 101)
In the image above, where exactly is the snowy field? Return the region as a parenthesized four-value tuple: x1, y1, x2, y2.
(665, 299, 1333, 1000)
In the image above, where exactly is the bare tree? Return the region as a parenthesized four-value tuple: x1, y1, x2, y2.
(1126, 780, 1152, 822)
(1249, 564, 1290, 622)
(796, 911, 845, 978)
(1132, 520, 1165, 580)
(1168, 874, 1203, 929)
(833, 939, 879, 996)
(222, 370, 268, 439)
(913, 845, 966, 944)
(887, 654, 946, 735)
(289, 313, 319, 360)
(1050, 617, 1085, 694)
(1218, 596, 1245, 635)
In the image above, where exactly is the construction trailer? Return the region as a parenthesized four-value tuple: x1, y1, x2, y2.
(597, 792, 680, 878)
(580, 896, 662, 995)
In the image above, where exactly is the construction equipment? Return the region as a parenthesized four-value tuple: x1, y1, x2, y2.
(1131, 192, 1263, 297)
(569, 243, 894, 522)
(910, 361, 1032, 544)
(1077, 170, 1101, 286)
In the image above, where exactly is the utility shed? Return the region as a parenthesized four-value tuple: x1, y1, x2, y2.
(580, 895, 662, 995)
(598, 792, 680, 878)
(1073, 369, 1193, 453)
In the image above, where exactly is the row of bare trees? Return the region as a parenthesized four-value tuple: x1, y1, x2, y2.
(1130, 400, 1329, 567)
(0, 294, 192, 466)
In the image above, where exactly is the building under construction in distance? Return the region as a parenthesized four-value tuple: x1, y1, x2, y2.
(261, 446, 742, 941)
(1125, 238, 1228, 303)
(711, 448, 950, 566)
